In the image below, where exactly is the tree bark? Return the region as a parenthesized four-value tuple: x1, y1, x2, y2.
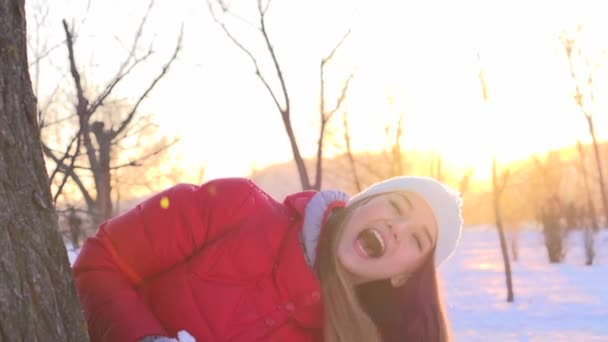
(586, 117, 608, 226)
(577, 141, 597, 266)
(0, 0, 89, 340)
(91, 126, 113, 223)
(492, 159, 515, 302)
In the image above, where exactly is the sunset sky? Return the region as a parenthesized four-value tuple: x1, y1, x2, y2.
(28, 0, 608, 183)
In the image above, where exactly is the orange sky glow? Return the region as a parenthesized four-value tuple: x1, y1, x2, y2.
(28, 0, 608, 186)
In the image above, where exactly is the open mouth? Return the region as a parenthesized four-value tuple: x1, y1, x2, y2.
(356, 228, 386, 258)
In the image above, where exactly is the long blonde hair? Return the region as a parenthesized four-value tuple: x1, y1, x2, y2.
(316, 204, 451, 342)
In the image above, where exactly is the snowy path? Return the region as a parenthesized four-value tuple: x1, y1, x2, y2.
(441, 226, 608, 342)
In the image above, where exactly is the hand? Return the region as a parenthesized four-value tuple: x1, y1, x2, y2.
(139, 331, 196, 342)
(139, 337, 177, 342)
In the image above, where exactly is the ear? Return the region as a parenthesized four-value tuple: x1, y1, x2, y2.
(390, 273, 408, 288)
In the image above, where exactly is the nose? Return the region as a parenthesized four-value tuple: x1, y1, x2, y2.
(390, 218, 423, 239)
(389, 218, 412, 238)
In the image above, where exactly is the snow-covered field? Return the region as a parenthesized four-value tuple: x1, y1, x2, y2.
(441, 225, 608, 342)
(67, 226, 608, 341)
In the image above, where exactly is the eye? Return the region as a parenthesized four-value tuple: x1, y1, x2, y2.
(389, 199, 402, 214)
(412, 233, 422, 251)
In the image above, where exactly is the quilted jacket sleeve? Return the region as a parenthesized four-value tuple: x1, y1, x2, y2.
(72, 178, 257, 342)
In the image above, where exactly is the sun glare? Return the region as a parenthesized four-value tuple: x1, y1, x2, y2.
(34, 0, 608, 182)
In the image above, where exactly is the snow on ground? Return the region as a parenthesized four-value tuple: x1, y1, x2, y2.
(66, 226, 608, 341)
(66, 244, 79, 266)
(441, 225, 608, 342)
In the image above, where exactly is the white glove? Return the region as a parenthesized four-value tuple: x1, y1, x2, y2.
(141, 330, 196, 342)
(176, 331, 196, 342)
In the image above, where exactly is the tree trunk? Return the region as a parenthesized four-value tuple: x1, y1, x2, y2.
(492, 159, 515, 302)
(94, 131, 113, 222)
(577, 141, 596, 265)
(509, 231, 518, 262)
(342, 113, 362, 192)
(586, 117, 608, 227)
(0, 1, 89, 340)
(280, 111, 312, 190)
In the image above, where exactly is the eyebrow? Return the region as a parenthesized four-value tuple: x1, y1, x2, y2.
(395, 192, 413, 211)
(421, 224, 434, 248)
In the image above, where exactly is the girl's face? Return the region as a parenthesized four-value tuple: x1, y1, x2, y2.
(337, 191, 438, 287)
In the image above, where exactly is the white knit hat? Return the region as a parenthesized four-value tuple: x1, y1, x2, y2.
(347, 176, 463, 266)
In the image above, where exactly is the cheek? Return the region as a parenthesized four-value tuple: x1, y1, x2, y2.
(392, 248, 420, 269)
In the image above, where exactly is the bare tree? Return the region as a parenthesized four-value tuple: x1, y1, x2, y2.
(42, 5, 182, 226)
(478, 52, 514, 302)
(561, 27, 608, 227)
(316, 31, 354, 189)
(492, 160, 515, 301)
(347, 110, 408, 184)
(208, 0, 353, 190)
(530, 153, 569, 263)
(531, 152, 564, 202)
(0, 0, 88, 339)
(429, 151, 445, 183)
(384, 112, 406, 177)
(429, 151, 474, 196)
(577, 141, 597, 265)
(342, 111, 362, 192)
(459, 169, 473, 196)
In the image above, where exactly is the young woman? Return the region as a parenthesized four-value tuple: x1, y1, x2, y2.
(72, 176, 462, 342)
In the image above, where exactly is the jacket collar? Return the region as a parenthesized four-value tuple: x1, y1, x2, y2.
(275, 190, 349, 329)
(300, 190, 349, 266)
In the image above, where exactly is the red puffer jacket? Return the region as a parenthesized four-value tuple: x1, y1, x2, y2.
(73, 178, 324, 342)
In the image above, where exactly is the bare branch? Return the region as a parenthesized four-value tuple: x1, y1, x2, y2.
(111, 28, 183, 138)
(41, 112, 77, 129)
(343, 112, 362, 192)
(476, 51, 489, 101)
(260, 0, 272, 15)
(87, 50, 154, 116)
(207, 0, 285, 114)
(62, 19, 100, 174)
(110, 138, 179, 170)
(67, 165, 92, 171)
(313, 29, 354, 189)
(257, 0, 290, 113)
(326, 73, 353, 120)
(47, 132, 79, 184)
(28, 39, 67, 67)
(37, 85, 63, 123)
(223, 5, 259, 30)
(459, 169, 474, 196)
(562, 35, 593, 120)
(124, 0, 154, 64)
(208, 0, 312, 188)
(53, 133, 82, 204)
(113, 118, 157, 143)
(61, 19, 88, 120)
(86, 1, 156, 116)
(322, 29, 351, 64)
(42, 143, 93, 207)
(28, 2, 64, 69)
(62, 18, 100, 171)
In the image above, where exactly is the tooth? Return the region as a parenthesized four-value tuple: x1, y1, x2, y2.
(372, 229, 385, 251)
